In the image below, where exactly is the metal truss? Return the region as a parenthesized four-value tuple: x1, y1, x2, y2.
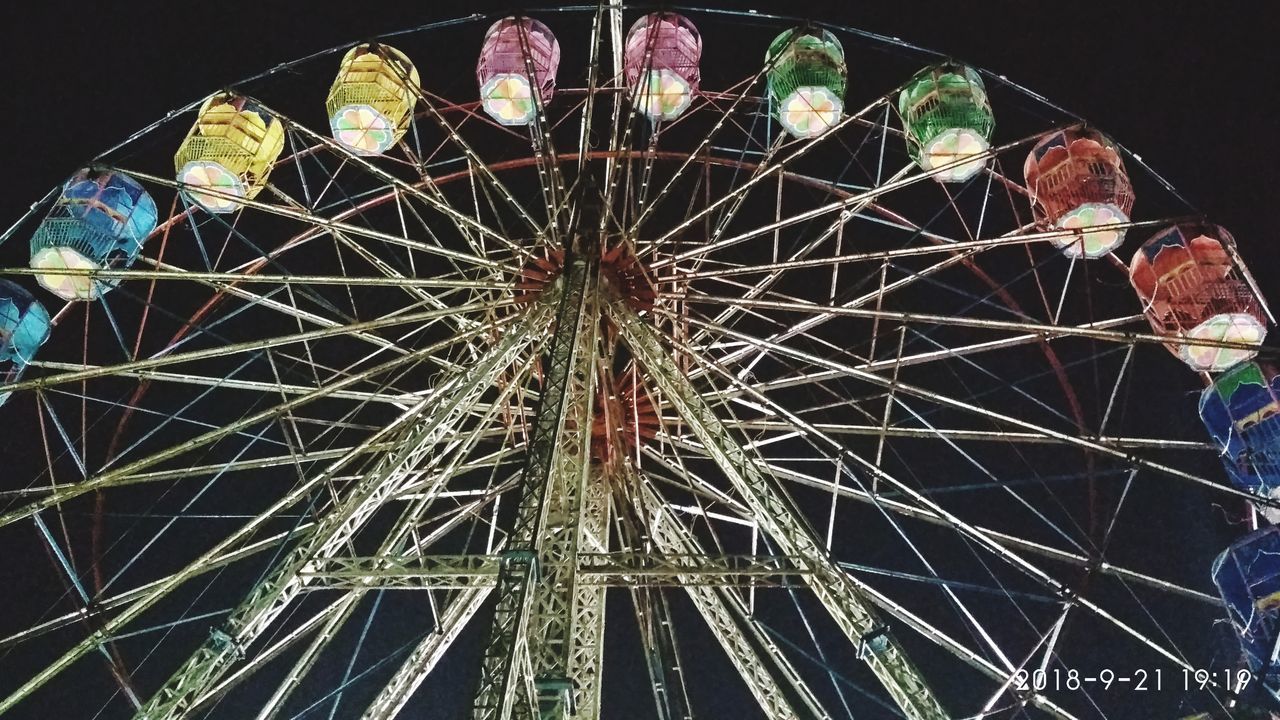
(300, 551, 807, 590)
(566, 467, 611, 720)
(634, 470, 830, 720)
(470, 253, 600, 720)
(629, 580, 694, 720)
(611, 299, 952, 720)
(359, 586, 492, 720)
(127, 300, 554, 719)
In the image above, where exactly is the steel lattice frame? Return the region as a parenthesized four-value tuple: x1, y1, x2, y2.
(0, 4, 1268, 720)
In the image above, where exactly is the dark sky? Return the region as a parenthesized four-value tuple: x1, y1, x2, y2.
(1, 2, 1274, 278)
(0, 2, 1276, 719)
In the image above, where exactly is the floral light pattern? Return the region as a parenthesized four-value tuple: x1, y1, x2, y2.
(331, 105, 397, 156)
(481, 74, 535, 126)
(179, 161, 247, 214)
(920, 128, 989, 183)
(31, 246, 101, 301)
(632, 69, 692, 121)
(1182, 313, 1266, 372)
(779, 87, 841, 138)
(1054, 203, 1128, 259)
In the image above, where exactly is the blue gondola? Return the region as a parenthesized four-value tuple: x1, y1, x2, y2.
(29, 168, 158, 301)
(0, 280, 51, 407)
(1201, 362, 1280, 514)
(1213, 526, 1280, 692)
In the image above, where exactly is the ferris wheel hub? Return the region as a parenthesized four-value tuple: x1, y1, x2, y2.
(515, 242, 655, 315)
(591, 367, 660, 463)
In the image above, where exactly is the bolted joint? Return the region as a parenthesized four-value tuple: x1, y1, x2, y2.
(534, 675, 576, 717)
(209, 627, 245, 661)
(857, 625, 891, 660)
(500, 548, 540, 579)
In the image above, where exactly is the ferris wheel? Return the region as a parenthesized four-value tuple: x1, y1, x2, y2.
(1, 5, 1278, 719)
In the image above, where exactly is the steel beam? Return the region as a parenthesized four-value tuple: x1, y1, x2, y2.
(613, 299, 951, 720)
(127, 301, 552, 720)
(470, 255, 599, 720)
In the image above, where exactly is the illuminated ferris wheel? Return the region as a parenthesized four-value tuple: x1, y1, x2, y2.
(2, 6, 1279, 719)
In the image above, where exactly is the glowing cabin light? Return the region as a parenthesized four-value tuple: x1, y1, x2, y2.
(1023, 126, 1135, 259)
(623, 13, 702, 121)
(0, 280, 51, 407)
(765, 27, 846, 139)
(1213, 526, 1280, 680)
(898, 63, 995, 183)
(174, 93, 285, 214)
(327, 44, 420, 156)
(28, 169, 158, 302)
(1130, 223, 1267, 372)
(476, 17, 559, 126)
(1200, 362, 1280, 518)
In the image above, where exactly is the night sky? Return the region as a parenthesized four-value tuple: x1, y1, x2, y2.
(0, 2, 1277, 719)
(1, 2, 1274, 275)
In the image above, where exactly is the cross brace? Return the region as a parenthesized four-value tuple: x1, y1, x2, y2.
(610, 299, 952, 720)
(299, 552, 808, 590)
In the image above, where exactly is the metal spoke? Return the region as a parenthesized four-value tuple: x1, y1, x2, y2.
(671, 308, 1266, 505)
(613, 298, 951, 720)
(0, 11, 1249, 719)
